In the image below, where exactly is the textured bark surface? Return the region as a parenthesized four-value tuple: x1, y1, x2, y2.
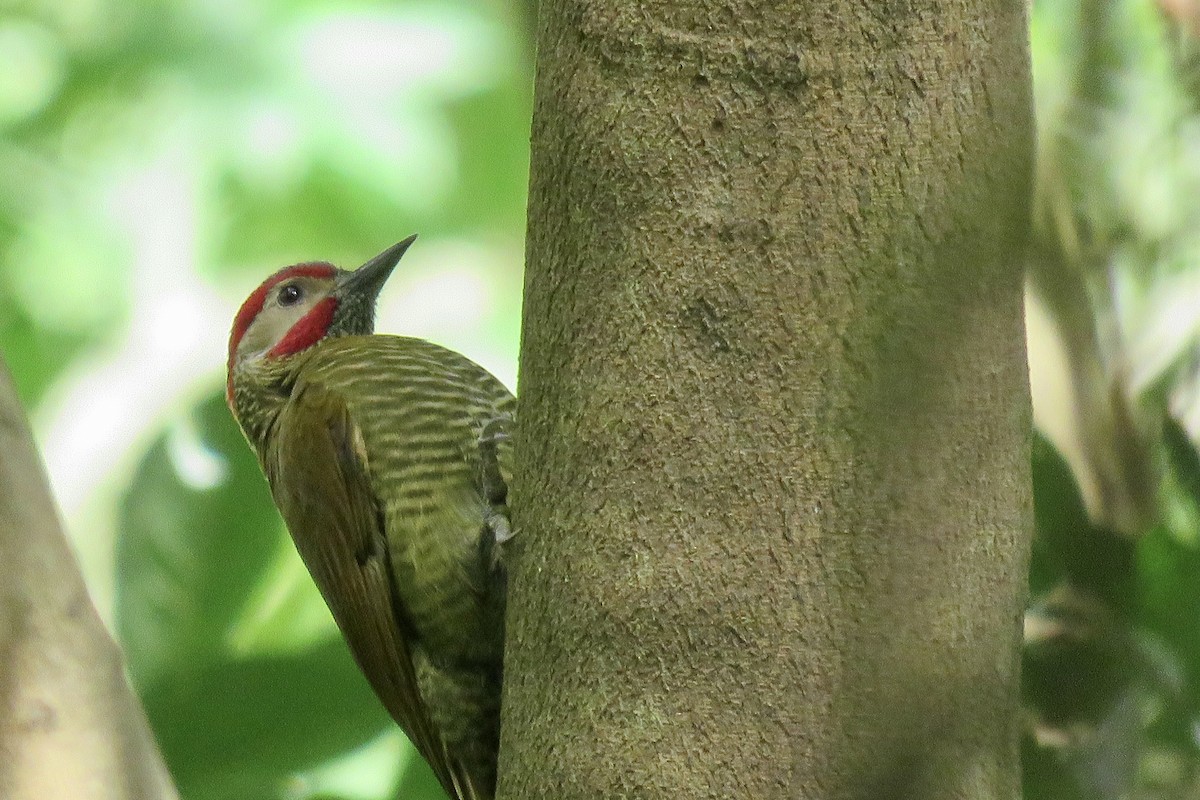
(503, 2, 1034, 799)
(0, 360, 178, 800)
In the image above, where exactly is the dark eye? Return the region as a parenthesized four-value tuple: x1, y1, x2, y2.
(277, 284, 303, 306)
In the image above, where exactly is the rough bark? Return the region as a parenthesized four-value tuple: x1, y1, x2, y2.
(502, 2, 1034, 799)
(0, 359, 178, 800)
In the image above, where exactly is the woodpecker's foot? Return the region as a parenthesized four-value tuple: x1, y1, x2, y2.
(486, 510, 514, 545)
(477, 416, 511, 506)
(479, 416, 510, 446)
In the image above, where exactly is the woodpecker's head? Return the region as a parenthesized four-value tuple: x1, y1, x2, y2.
(226, 235, 416, 407)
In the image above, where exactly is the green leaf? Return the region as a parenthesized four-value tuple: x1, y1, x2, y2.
(395, 749, 452, 800)
(1030, 432, 1135, 610)
(1159, 415, 1200, 546)
(1138, 528, 1200, 681)
(227, 538, 342, 657)
(143, 637, 393, 792)
(1031, 432, 1093, 560)
(116, 390, 283, 688)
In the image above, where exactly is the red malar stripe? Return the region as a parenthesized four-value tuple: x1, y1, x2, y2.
(226, 262, 337, 405)
(267, 295, 338, 359)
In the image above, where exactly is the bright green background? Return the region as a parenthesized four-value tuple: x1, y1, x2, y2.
(1, 0, 530, 797)
(3, 0, 1200, 797)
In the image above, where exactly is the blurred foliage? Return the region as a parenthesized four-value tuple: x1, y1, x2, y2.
(0, 0, 530, 797)
(7, 0, 1200, 796)
(1025, 0, 1200, 796)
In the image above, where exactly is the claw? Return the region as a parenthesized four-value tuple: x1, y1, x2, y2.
(488, 512, 514, 545)
(476, 415, 511, 506)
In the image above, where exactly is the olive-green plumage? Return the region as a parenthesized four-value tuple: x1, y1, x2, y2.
(226, 238, 513, 800)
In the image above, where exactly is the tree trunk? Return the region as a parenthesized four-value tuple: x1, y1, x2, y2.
(0, 359, 178, 800)
(502, 2, 1034, 798)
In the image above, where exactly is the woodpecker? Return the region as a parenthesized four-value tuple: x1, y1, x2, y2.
(226, 236, 513, 800)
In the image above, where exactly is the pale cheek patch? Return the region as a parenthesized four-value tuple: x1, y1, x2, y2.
(227, 261, 338, 400)
(268, 296, 339, 358)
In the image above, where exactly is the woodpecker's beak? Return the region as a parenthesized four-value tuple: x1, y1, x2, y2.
(339, 234, 418, 300)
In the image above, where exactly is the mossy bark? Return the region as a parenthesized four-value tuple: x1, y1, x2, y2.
(503, 2, 1034, 798)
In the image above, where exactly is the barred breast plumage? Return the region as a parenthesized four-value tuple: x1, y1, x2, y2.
(227, 240, 513, 800)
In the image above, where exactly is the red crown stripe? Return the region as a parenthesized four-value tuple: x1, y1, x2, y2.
(226, 261, 337, 404)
